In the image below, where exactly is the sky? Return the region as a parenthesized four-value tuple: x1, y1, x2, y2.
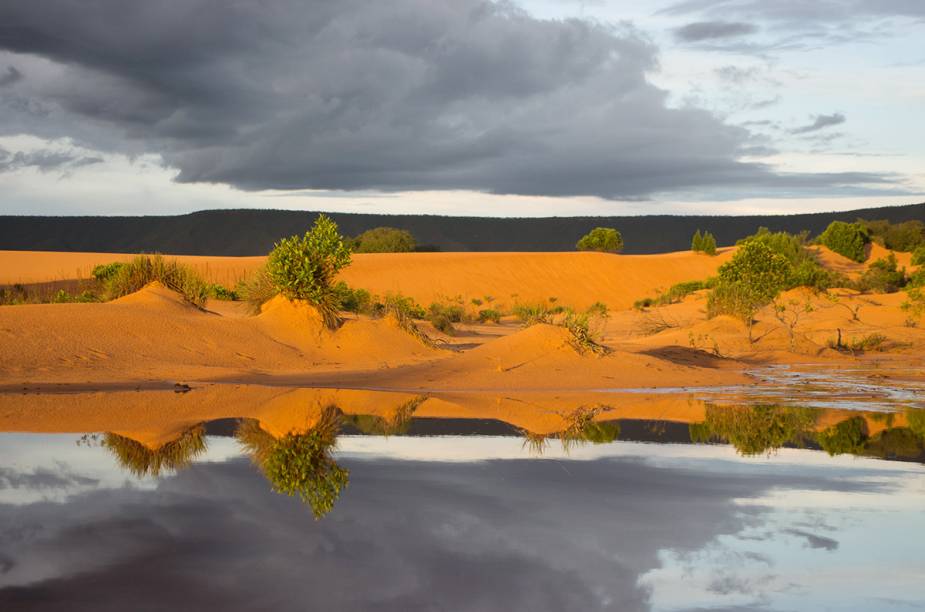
(0, 0, 923, 217)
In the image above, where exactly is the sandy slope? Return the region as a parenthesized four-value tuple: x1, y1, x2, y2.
(1, 248, 735, 310)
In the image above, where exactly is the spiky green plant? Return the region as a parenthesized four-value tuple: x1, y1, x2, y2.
(103, 254, 210, 307)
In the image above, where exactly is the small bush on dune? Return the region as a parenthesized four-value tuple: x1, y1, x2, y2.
(104, 254, 210, 307)
(707, 241, 790, 341)
(912, 245, 925, 267)
(901, 287, 925, 325)
(563, 311, 609, 355)
(860, 219, 925, 253)
(478, 308, 502, 323)
(854, 253, 906, 294)
(333, 281, 374, 315)
(380, 293, 435, 346)
(513, 303, 551, 325)
(207, 284, 238, 300)
(818, 221, 870, 262)
(586, 301, 609, 318)
(266, 214, 352, 329)
(91, 262, 125, 283)
(576, 227, 623, 253)
(351, 227, 416, 253)
(692, 230, 717, 255)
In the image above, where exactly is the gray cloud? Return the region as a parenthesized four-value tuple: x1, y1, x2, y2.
(0, 452, 886, 611)
(782, 528, 839, 551)
(791, 113, 846, 134)
(0, 1, 907, 200)
(661, 0, 925, 21)
(675, 21, 758, 42)
(0, 66, 22, 87)
(0, 466, 97, 490)
(0, 147, 103, 174)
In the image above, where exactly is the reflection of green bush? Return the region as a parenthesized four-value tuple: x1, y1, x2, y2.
(816, 416, 868, 456)
(236, 407, 348, 519)
(343, 397, 425, 436)
(103, 425, 207, 477)
(861, 428, 924, 460)
(580, 421, 620, 444)
(700, 404, 817, 456)
(907, 409, 925, 439)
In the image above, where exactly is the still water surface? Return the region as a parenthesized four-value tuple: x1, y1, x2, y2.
(1, 412, 924, 611)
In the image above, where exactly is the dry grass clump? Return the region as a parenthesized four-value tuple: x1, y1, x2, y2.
(382, 293, 437, 347)
(520, 430, 550, 455)
(563, 312, 610, 356)
(104, 254, 210, 307)
(102, 425, 207, 477)
(827, 332, 889, 354)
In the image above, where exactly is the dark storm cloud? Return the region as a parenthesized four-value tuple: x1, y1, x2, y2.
(0, 1, 905, 199)
(0, 147, 103, 173)
(0, 66, 22, 87)
(791, 113, 846, 134)
(675, 21, 758, 42)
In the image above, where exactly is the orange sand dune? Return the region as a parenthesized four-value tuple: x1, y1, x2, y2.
(1, 248, 734, 310)
(0, 282, 438, 385)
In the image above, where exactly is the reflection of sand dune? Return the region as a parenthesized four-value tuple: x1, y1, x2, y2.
(0, 385, 913, 444)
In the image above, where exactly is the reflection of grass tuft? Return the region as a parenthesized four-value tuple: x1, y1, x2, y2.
(102, 425, 207, 477)
(520, 430, 550, 456)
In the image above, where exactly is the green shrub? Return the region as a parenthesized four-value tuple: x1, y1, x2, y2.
(576, 227, 623, 253)
(104, 254, 210, 308)
(816, 416, 868, 456)
(429, 313, 456, 335)
(736, 227, 839, 291)
(860, 427, 924, 460)
(818, 221, 869, 262)
(333, 281, 373, 314)
(586, 301, 609, 318)
(478, 308, 502, 323)
(207, 284, 238, 300)
(692, 230, 717, 255)
(428, 302, 464, 323)
(91, 262, 125, 282)
(707, 241, 790, 339)
(351, 227, 416, 253)
(266, 214, 352, 329)
(691, 230, 703, 252)
(901, 287, 925, 324)
(908, 269, 925, 289)
(382, 293, 426, 320)
(860, 219, 925, 252)
(855, 254, 906, 293)
(912, 245, 925, 266)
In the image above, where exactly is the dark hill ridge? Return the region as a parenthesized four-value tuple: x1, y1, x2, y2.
(1, 203, 922, 255)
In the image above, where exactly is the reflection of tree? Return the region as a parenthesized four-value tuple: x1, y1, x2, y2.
(816, 416, 868, 456)
(861, 427, 924, 460)
(102, 425, 207, 477)
(521, 405, 619, 455)
(691, 404, 817, 457)
(236, 405, 348, 519)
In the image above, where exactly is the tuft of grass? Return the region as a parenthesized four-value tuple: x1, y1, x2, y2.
(513, 303, 551, 325)
(478, 308, 502, 323)
(563, 312, 609, 355)
(102, 425, 207, 478)
(827, 332, 888, 353)
(558, 404, 614, 452)
(237, 265, 279, 314)
(103, 254, 210, 308)
(586, 301, 609, 318)
(91, 262, 125, 282)
(381, 293, 437, 347)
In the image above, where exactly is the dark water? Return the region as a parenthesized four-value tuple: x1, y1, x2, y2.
(1, 423, 924, 611)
